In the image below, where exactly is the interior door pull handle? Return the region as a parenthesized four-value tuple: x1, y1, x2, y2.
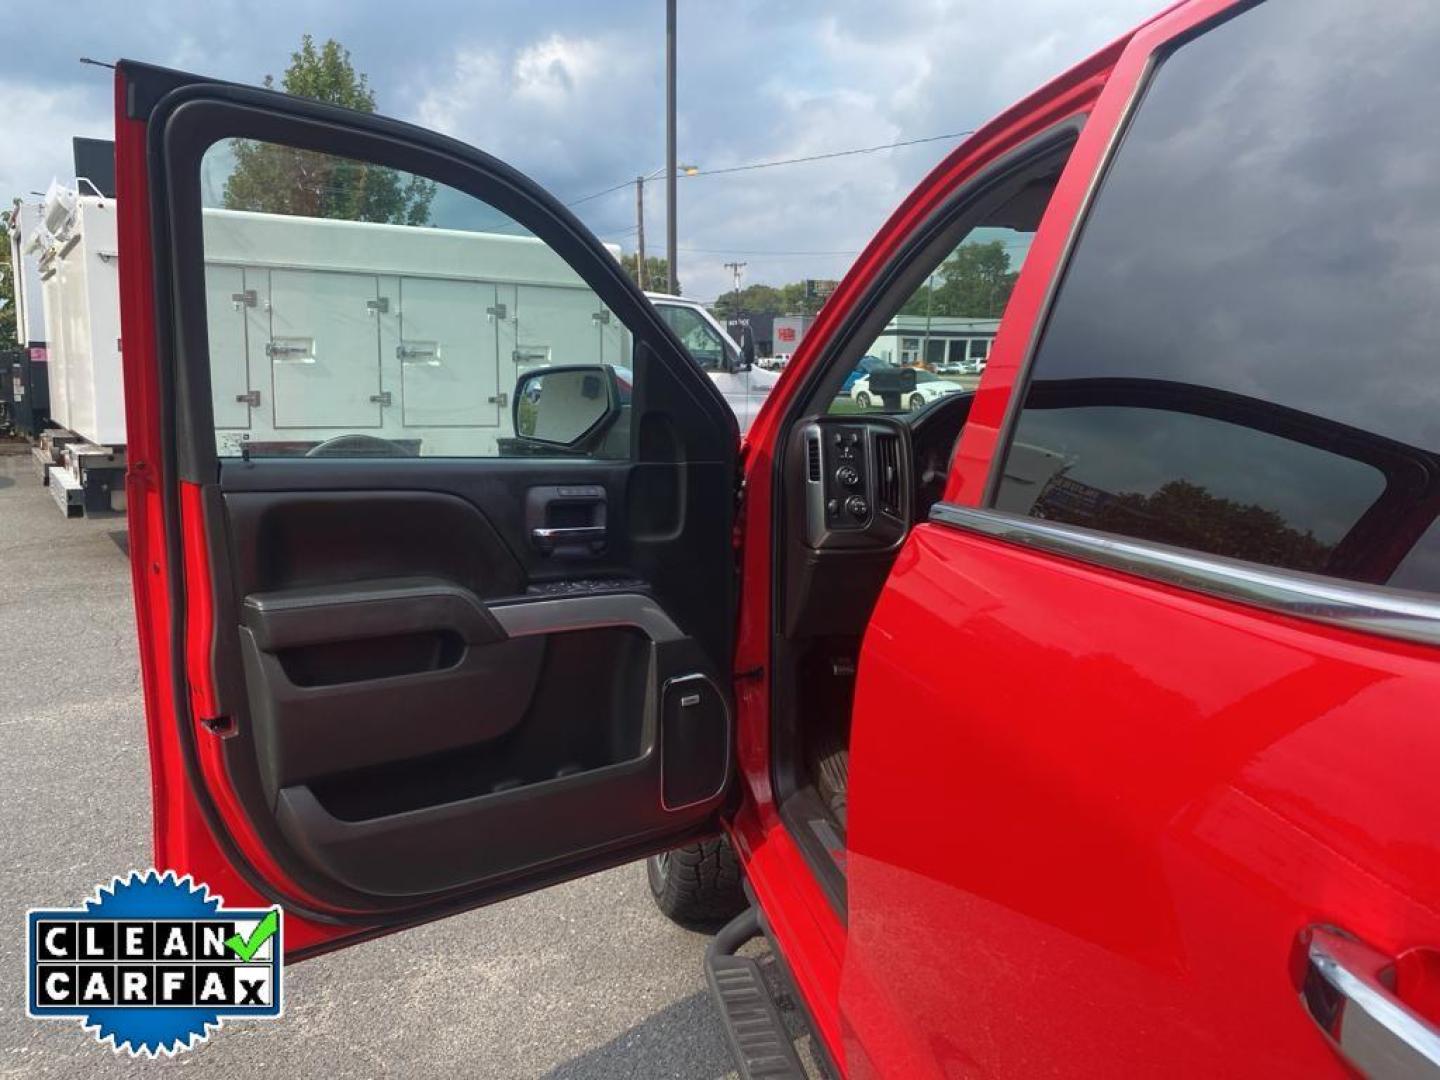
(1302, 927, 1440, 1078)
(532, 526, 605, 541)
(531, 526, 606, 553)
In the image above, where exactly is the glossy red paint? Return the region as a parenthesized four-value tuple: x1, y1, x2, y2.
(832, 3, 1440, 1074)
(729, 11, 1150, 1072)
(114, 74, 363, 952)
(843, 523, 1440, 1076)
(114, 87, 253, 914)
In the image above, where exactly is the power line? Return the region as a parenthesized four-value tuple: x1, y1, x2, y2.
(681, 130, 975, 179)
(680, 246, 860, 257)
(564, 179, 636, 209)
(558, 129, 975, 211)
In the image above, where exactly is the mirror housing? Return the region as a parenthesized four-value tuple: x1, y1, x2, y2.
(867, 365, 917, 411)
(737, 324, 757, 372)
(511, 365, 623, 452)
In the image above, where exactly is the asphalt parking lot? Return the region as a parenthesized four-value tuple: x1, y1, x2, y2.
(0, 446, 742, 1078)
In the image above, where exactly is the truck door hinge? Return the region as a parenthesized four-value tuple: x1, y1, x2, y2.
(231, 289, 257, 309)
(487, 303, 507, 321)
(592, 309, 612, 325)
(235, 390, 261, 407)
(369, 390, 394, 406)
(488, 392, 508, 406)
(366, 297, 390, 315)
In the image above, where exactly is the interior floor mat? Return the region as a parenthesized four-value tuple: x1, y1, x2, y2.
(811, 738, 849, 830)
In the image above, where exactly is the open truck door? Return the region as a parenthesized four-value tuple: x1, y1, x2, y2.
(114, 61, 740, 955)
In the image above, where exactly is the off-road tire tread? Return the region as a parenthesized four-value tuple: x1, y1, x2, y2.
(647, 837, 746, 930)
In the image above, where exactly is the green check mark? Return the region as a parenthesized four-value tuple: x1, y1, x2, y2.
(225, 909, 279, 962)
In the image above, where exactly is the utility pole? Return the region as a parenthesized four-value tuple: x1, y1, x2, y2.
(724, 261, 747, 316)
(635, 176, 647, 291)
(724, 261, 747, 296)
(665, 0, 678, 294)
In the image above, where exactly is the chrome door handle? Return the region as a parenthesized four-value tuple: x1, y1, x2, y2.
(1302, 927, 1440, 1078)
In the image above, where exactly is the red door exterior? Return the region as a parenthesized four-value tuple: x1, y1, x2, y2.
(819, 0, 1440, 1075)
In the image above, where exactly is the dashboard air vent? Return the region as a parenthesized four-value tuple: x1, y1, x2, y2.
(806, 433, 822, 482)
(875, 432, 900, 515)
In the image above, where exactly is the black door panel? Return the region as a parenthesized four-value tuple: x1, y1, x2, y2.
(203, 470, 731, 910)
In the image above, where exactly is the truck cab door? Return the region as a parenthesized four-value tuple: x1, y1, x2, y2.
(114, 61, 740, 956)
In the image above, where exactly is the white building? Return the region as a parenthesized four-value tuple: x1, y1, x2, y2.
(867, 315, 1000, 369)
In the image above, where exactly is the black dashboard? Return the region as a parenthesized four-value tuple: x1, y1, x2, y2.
(779, 392, 974, 639)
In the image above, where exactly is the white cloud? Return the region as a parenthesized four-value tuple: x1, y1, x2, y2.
(0, 0, 1168, 304)
(0, 80, 112, 206)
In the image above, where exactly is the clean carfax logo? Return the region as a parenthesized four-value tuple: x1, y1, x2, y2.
(27, 870, 283, 1056)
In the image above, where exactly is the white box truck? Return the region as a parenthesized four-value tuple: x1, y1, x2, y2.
(25, 185, 771, 513)
(199, 208, 626, 458)
(24, 183, 125, 514)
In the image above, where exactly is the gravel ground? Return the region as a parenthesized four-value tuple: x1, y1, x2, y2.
(0, 445, 740, 1078)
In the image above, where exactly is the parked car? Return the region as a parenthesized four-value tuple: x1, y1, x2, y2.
(851, 368, 963, 411)
(934, 358, 965, 375)
(112, 3, 1440, 1075)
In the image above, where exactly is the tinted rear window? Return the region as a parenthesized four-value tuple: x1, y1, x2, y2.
(993, 0, 1440, 591)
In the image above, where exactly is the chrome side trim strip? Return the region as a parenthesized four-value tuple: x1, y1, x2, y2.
(929, 503, 1440, 649)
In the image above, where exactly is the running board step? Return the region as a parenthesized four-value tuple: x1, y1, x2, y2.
(704, 909, 808, 1079)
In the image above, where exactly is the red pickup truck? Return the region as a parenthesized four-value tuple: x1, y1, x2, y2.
(114, 0, 1440, 1075)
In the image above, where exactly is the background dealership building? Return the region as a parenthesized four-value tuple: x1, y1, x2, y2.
(733, 312, 999, 367)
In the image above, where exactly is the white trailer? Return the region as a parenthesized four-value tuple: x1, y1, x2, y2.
(7, 201, 48, 349)
(32, 183, 125, 446)
(23, 184, 125, 514)
(201, 209, 626, 458)
(24, 189, 630, 512)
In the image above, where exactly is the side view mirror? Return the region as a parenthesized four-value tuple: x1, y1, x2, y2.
(738, 325, 757, 371)
(512, 365, 622, 451)
(867, 365, 917, 410)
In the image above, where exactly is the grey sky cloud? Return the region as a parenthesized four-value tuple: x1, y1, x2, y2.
(2, 0, 1159, 300)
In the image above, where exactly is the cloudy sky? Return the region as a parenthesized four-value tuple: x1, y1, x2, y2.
(1, 0, 1159, 302)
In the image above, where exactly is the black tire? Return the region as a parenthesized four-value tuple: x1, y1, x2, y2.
(646, 837, 746, 930)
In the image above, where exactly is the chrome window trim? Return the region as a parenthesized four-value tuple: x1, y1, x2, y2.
(929, 503, 1440, 650)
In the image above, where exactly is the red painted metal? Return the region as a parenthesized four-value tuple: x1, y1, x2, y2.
(727, 11, 1149, 1072)
(123, 2, 1440, 1074)
(831, 1, 1440, 1075)
(843, 522, 1440, 1076)
(114, 83, 256, 917)
(114, 72, 362, 953)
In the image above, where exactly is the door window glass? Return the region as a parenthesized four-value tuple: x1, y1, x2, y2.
(993, 0, 1440, 593)
(830, 170, 1056, 415)
(655, 303, 731, 371)
(198, 140, 629, 458)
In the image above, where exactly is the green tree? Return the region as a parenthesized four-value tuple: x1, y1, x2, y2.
(710, 280, 829, 320)
(899, 240, 1017, 319)
(620, 254, 677, 294)
(0, 203, 18, 346)
(712, 283, 784, 320)
(222, 36, 435, 225)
